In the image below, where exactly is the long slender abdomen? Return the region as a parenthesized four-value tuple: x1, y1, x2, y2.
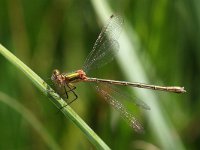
(84, 77, 186, 93)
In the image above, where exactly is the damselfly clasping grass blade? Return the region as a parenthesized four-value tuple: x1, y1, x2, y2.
(51, 14, 186, 133)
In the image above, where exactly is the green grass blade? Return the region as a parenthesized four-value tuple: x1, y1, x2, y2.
(0, 91, 61, 150)
(0, 44, 110, 150)
(90, 0, 186, 149)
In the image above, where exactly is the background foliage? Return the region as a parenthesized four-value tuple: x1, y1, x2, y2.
(0, 0, 199, 149)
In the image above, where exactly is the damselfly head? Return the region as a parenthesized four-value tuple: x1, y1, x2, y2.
(51, 69, 60, 81)
(51, 69, 66, 86)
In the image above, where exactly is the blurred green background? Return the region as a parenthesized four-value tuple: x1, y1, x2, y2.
(0, 0, 199, 149)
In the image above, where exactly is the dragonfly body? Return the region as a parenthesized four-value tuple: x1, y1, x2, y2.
(51, 14, 186, 132)
(52, 69, 185, 93)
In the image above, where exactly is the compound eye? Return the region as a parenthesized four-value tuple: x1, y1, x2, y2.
(53, 69, 60, 76)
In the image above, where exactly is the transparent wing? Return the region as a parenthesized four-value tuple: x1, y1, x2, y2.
(83, 14, 123, 73)
(103, 83, 150, 110)
(94, 83, 145, 133)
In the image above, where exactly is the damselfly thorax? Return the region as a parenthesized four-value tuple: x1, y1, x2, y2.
(51, 69, 87, 86)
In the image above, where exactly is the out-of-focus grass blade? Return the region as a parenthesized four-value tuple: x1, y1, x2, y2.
(0, 91, 61, 150)
(90, 0, 186, 150)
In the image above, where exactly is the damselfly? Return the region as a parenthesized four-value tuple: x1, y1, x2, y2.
(51, 14, 186, 132)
